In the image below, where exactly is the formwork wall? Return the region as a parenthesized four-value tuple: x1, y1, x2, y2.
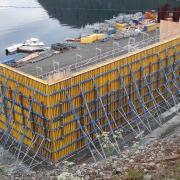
(0, 66, 51, 160)
(0, 36, 180, 162)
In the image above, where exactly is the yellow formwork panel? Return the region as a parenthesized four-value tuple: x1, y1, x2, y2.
(48, 37, 180, 161)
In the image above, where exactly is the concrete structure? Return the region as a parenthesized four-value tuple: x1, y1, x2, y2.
(160, 20, 180, 41)
(0, 27, 179, 169)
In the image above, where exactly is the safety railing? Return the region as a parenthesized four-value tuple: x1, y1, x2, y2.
(38, 30, 177, 80)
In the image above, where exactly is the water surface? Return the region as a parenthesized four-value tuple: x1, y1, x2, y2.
(0, 0, 179, 61)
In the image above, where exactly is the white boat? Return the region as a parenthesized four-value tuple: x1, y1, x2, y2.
(18, 46, 45, 53)
(5, 38, 45, 55)
(24, 38, 45, 46)
(5, 43, 23, 54)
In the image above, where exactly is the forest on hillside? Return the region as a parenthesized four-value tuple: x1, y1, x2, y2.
(38, 0, 179, 27)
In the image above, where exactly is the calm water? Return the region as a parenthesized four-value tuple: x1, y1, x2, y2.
(0, 0, 179, 61)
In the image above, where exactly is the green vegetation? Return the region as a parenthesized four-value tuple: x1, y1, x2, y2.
(38, 0, 179, 27)
(0, 167, 5, 174)
(127, 169, 144, 179)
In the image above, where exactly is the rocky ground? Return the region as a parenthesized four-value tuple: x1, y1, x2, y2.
(69, 135, 180, 180)
(0, 114, 179, 180)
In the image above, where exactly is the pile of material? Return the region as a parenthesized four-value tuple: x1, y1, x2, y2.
(80, 34, 106, 44)
(144, 11, 156, 20)
(51, 42, 77, 52)
(79, 11, 158, 43)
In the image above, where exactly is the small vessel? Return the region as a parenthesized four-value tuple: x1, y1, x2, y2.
(17, 46, 45, 53)
(5, 43, 23, 55)
(24, 38, 45, 46)
(5, 38, 45, 55)
(65, 38, 80, 42)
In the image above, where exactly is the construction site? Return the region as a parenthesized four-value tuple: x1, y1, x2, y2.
(0, 14, 180, 175)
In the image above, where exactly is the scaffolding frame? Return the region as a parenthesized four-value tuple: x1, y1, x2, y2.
(0, 36, 179, 169)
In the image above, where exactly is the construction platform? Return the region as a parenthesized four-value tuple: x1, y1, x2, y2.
(0, 21, 179, 170)
(17, 31, 157, 78)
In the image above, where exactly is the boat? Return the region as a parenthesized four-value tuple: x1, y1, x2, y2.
(65, 38, 80, 42)
(5, 38, 45, 55)
(5, 43, 23, 55)
(17, 46, 45, 53)
(24, 38, 45, 46)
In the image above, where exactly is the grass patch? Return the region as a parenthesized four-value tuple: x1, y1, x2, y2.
(0, 167, 5, 174)
(127, 169, 144, 179)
